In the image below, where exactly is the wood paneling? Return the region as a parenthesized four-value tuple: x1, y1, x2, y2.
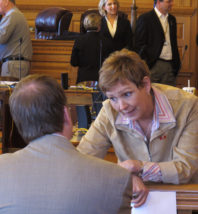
(31, 40, 77, 85)
(16, 0, 197, 88)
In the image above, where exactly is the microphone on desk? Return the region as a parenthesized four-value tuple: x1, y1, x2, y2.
(180, 44, 188, 71)
(19, 37, 23, 80)
(181, 45, 188, 61)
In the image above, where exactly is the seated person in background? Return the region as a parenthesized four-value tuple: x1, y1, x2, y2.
(78, 49, 198, 207)
(0, 0, 32, 79)
(0, 74, 132, 214)
(71, 13, 110, 129)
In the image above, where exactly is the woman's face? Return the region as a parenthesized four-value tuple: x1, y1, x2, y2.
(105, 78, 153, 122)
(103, 0, 118, 16)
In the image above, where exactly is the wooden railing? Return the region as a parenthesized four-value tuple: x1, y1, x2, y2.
(31, 39, 77, 86)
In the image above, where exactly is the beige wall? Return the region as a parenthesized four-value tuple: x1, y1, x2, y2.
(16, 0, 198, 88)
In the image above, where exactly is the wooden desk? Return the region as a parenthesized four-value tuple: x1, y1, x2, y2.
(64, 88, 100, 126)
(0, 87, 12, 153)
(147, 183, 198, 214)
(64, 89, 98, 106)
(0, 87, 26, 153)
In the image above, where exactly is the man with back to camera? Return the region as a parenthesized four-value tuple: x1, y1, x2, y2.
(0, 74, 132, 214)
(135, 0, 180, 86)
(0, 0, 32, 79)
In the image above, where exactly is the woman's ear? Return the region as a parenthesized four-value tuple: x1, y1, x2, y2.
(142, 76, 151, 94)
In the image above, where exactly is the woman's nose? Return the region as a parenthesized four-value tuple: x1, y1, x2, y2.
(119, 99, 128, 111)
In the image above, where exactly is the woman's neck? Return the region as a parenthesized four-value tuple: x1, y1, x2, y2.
(106, 14, 117, 26)
(107, 13, 117, 21)
(138, 90, 155, 130)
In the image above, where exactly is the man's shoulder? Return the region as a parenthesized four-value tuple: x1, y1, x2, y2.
(168, 13, 176, 22)
(138, 9, 155, 19)
(81, 151, 130, 175)
(8, 7, 26, 22)
(10, 7, 23, 16)
(168, 13, 176, 18)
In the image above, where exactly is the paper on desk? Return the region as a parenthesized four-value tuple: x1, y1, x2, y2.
(0, 81, 18, 86)
(131, 191, 176, 214)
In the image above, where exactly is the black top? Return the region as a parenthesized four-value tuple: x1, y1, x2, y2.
(100, 16, 133, 52)
(70, 31, 112, 83)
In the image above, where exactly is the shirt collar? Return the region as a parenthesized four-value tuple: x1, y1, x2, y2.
(154, 6, 169, 20)
(105, 15, 118, 29)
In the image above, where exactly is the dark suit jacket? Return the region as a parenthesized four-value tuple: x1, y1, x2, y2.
(70, 31, 112, 83)
(100, 16, 133, 53)
(135, 9, 181, 76)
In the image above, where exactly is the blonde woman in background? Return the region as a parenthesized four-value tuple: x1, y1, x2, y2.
(98, 0, 133, 53)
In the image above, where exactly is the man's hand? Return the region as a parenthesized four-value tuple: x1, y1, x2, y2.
(131, 175, 148, 208)
(118, 159, 143, 174)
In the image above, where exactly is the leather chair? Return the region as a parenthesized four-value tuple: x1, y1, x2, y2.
(35, 7, 73, 39)
(79, 9, 128, 33)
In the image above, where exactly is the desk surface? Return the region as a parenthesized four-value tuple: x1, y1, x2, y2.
(64, 89, 99, 105)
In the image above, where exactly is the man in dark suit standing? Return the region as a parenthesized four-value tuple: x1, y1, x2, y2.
(135, 0, 180, 86)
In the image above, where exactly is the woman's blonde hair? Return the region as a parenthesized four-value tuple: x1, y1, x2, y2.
(98, 0, 120, 16)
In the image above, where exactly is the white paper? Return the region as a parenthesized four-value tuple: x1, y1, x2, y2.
(131, 191, 176, 214)
(0, 81, 18, 86)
